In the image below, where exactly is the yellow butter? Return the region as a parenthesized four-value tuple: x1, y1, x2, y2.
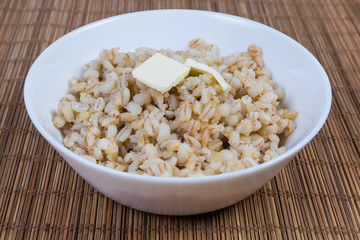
(132, 53, 190, 93)
(185, 58, 231, 91)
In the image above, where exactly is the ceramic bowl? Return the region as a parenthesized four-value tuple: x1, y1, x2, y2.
(24, 10, 332, 215)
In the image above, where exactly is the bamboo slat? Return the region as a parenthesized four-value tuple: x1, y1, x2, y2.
(0, 0, 359, 239)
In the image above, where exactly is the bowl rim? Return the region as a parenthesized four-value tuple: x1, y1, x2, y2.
(24, 9, 332, 184)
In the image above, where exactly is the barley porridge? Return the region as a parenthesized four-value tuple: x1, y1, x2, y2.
(53, 38, 297, 177)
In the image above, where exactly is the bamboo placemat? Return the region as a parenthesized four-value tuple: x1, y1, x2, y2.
(1, 0, 359, 239)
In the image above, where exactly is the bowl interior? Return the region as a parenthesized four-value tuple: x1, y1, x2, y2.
(24, 10, 331, 169)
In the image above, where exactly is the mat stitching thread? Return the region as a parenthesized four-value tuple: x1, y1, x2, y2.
(0, 128, 40, 136)
(0, 153, 62, 162)
(330, 112, 360, 117)
(0, 0, 355, 9)
(0, 6, 359, 19)
(332, 86, 360, 93)
(0, 58, 38, 64)
(314, 135, 360, 142)
(0, 77, 27, 83)
(257, 190, 360, 201)
(290, 157, 360, 168)
(1, 223, 359, 235)
(0, 38, 57, 45)
(330, 110, 360, 116)
(0, 102, 25, 107)
(0, 188, 91, 198)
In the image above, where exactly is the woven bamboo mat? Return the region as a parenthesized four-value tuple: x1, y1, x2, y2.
(0, 0, 359, 239)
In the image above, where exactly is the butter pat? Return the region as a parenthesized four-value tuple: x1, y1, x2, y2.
(132, 53, 190, 93)
(185, 58, 231, 91)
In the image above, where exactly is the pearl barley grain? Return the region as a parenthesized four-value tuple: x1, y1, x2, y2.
(56, 38, 297, 177)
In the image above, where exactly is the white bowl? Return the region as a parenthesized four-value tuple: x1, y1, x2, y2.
(24, 10, 332, 215)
